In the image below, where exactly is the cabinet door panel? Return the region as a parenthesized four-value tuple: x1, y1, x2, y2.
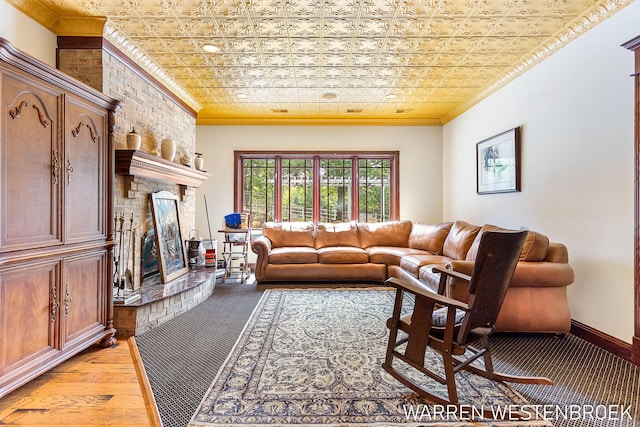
(64, 96, 107, 243)
(0, 71, 62, 252)
(0, 261, 59, 378)
(62, 251, 106, 347)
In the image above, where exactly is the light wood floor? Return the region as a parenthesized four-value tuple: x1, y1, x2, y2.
(0, 338, 161, 427)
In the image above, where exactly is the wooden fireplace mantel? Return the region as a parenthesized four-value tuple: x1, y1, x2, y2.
(115, 149, 211, 188)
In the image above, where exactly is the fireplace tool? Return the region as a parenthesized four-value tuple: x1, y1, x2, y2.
(114, 213, 125, 296)
(204, 195, 216, 267)
(124, 213, 134, 288)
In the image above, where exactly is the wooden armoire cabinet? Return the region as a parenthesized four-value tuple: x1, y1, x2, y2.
(0, 38, 120, 398)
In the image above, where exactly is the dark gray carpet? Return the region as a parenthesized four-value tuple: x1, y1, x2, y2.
(135, 282, 640, 427)
(134, 280, 264, 427)
(490, 333, 640, 427)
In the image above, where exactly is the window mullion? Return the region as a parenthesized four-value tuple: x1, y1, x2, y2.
(352, 156, 359, 222)
(275, 156, 282, 222)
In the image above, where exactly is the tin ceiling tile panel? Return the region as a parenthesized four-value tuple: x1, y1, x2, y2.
(19, 0, 633, 124)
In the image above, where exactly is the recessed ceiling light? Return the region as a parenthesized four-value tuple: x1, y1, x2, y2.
(202, 44, 220, 53)
(322, 92, 337, 100)
(236, 93, 247, 99)
(385, 94, 398, 99)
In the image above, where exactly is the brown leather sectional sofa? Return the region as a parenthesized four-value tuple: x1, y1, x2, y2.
(251, 220, 574, 333)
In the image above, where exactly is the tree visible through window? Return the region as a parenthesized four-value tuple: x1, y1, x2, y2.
(235, 152, 398, 227)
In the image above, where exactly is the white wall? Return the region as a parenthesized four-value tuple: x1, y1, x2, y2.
(443, 2, 640, 343)
(0, 0, 57, 66)
(195, 125, 443, 250)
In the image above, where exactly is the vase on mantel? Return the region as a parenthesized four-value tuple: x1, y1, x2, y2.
(161, 138, 176, 162)
(195, 152, 204, 171)
(126, 128, 142, 150)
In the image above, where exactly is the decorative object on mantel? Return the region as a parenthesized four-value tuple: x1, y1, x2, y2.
(179, 151, 192, 167)
(161, 137, 176, 161)
(150, 138, 161, 157)
(195, 152, 205, 171)
(127, 128, 142, 150)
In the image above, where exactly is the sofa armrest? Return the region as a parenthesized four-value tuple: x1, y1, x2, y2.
(251, 236, 272, 282)
(448, 259, 575, 288)
(545, 242, 569, 263)
(510, 261, 574, 288)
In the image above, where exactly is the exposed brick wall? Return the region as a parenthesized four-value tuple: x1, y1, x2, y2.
(57, 42, 197, 290)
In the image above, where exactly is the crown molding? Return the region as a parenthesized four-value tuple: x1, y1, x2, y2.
(6, 0, 105, 36)
(195, 116, 442, 126)
(441, 0, 635, 124)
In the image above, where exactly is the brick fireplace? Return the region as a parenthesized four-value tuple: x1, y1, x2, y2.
(56, 36, 216, 338)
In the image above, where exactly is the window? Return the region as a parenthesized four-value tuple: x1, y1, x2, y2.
(235, 151, 399, 226)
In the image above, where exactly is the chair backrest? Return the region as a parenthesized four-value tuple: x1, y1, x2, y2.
(458, 229, 527, 342)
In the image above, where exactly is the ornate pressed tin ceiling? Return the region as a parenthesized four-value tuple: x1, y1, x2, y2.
(10, 0, 633, 125)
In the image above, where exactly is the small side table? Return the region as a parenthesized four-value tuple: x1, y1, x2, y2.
(218, 228, 251, 282)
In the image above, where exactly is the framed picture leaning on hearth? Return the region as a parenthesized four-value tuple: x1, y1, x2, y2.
(150, 191, 189, 283)
(476, 127, 521, 194)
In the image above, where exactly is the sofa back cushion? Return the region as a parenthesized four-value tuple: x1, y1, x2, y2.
(315, 222, 360, 249)
(465, 224, 550, 262)
(262, 222, 315, 248)
(408, 222, 453, 254)
(442, 221, 481, 260)
(357, 220, 413, 248)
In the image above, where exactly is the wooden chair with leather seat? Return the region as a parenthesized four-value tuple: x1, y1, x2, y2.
(383, 229, 553, 407)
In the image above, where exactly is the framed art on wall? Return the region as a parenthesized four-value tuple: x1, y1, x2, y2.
(150, 191, 188, 283)
(476, 127, 521, 194)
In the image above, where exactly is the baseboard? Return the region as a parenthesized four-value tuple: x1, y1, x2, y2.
(128, 337, 164, 427)
(570, 319, 635, 364)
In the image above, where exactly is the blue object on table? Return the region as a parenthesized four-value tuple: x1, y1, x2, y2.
(224, 213, 242, 229)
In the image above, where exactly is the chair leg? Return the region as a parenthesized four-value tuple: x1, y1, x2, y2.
(442, 351, 459, 404)
(460, 337, 554, 386)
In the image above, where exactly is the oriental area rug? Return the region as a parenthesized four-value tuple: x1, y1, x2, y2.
(189, 288, 551, 426)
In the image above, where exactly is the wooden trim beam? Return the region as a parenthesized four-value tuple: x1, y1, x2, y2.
(623, 35, 640, 366)
(115, 149, 211, 188)
(570, 320, 634, 363)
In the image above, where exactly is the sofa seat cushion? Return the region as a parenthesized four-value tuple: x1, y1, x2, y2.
(269, 247, 318, 264)
(400, 254, 453, 277)
(263, 222, 315, 248)
(366, 246, 426, 265)
(418, 265, 449, 292)
(318, 247, 369, 264)
(358, 220, 413, 248)
(315, 222, 360, 249)
(408, 222, 453, 254)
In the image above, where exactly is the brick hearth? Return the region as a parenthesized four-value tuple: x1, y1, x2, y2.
(113, 269, 216, 338)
